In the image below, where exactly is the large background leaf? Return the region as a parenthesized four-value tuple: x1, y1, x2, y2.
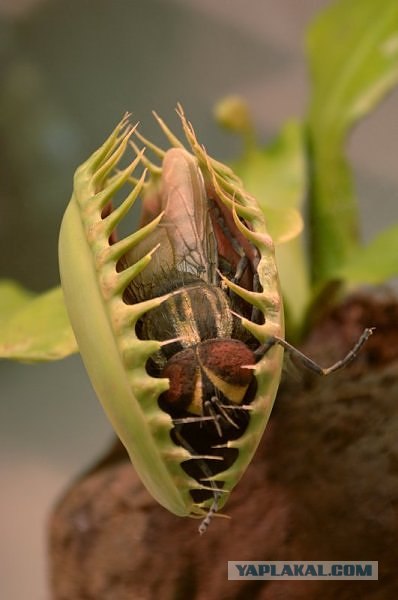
(0, 281, 77, 361)
(336, 224, 398, 284)
(307, 0, 398, 284)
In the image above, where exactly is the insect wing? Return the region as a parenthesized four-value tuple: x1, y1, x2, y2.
(124, 148, 217, 302)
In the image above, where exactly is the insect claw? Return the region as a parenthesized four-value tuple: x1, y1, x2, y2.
(198, 496, 220, 535)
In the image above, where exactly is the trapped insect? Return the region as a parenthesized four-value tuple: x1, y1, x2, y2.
(59, 107, 373, 534)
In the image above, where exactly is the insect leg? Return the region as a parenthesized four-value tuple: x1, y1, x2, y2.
(173, 427, 222, 534)
(256, 328, 374, 376)
(203, 400, 223, 437)
(210, 396, 240, 430)
(232, 255, 248, 284)
(172, 415, 221, 425)
(198, 497, 219, 536)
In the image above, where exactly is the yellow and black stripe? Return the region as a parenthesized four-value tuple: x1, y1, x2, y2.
(141, 283, 233, 369)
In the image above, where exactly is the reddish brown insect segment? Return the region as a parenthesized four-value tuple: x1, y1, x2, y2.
(161, 339, 256, 414)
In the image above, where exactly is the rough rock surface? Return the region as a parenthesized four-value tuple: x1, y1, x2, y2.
(49, 292, 398, 599)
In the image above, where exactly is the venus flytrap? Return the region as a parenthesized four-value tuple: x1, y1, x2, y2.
(59, 108, 287, 531)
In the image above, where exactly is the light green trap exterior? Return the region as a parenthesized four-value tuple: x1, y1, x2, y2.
(58, 109, 284, 519)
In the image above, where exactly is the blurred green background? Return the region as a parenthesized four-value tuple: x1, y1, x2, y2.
(1, 1, 397, 598)
(0, 0, 276, 289)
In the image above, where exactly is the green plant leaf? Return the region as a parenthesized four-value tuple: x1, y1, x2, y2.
(0, 280, 36, 327)
(307, 0, 398, 284)
(336, 224, 398, 284)
(0, 281, 77, 362)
